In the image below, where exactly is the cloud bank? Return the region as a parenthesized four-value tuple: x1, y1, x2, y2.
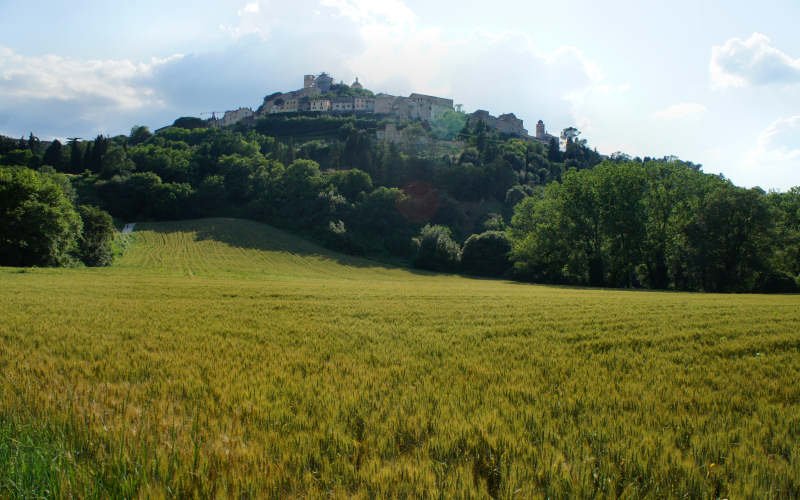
(0, 47, 184, 137)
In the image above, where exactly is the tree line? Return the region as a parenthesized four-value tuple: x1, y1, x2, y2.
(1, 116, 797, 292)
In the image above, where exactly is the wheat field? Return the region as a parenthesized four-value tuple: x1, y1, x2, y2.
(1, 218, 799, 498)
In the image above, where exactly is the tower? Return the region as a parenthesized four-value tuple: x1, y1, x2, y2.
(352, 77, 363, 89)
(315, 72, 333, 93)
(304, 74, 316, 89)
(536, 120, 545, 139)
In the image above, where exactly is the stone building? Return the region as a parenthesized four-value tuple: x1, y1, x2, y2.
(269, 97, 299, 114)
(212, 107, 254, 127)
(310, 98, 331, 112)
(374, 94, 397, 114)
(255, 73, 456, 124)
(331, 97, 354, 112)
(314, 73, 333, 93)
(469, 110, 528, 137)
(354, 97, 374, 111)
(409, 93, 454, 121)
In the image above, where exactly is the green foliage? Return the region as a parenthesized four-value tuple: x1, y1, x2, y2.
(128, 125, 153, 145)
(0, 148, 35, 167)
(431, 109, 468, 140)
(254, 115, 380, 139)
(318, 83, 375, 98)
(77, 205, 115, 267)
(97, 172, 194, 221)
(461, 231, 512, 276)
(326, 169, 373, 201)
(767, 186, 800, 280)
(42, 139, 65, 171)
(509, 161, 785, 292)
(99, 146, 135, 179)
(504, 185, 530, 210)
(0, 167, 82, 267)
(128, 144, 192, 183)
(351, 187, 415, 256)
(171, 116, 208, 130)
(413, 224, 461, 272)
(68, 138, 83, 174)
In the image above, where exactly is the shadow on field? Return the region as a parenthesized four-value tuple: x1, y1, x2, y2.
(138, 218, 436, 275)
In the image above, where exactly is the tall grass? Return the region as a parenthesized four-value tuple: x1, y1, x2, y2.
(1, 218, 799, 498)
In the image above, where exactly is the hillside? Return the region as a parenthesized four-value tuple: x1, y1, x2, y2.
(114, 218, 410, 280)
(2, 218, 800, 497)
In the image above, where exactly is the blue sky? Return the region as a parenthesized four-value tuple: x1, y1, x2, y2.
(1, 0, 798, 189)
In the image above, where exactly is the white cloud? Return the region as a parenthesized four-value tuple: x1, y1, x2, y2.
(0, 46, 187, 138)
(0, 46, 181, 111)
(240, 2, 260, 15)
(710, 33, 800, 89)
(320, 0, 415, 27)
(653, 102, 707, 119)
(741, 115, 800, 189)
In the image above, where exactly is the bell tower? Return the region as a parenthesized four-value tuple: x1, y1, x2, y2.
(536, 120, 545, 139)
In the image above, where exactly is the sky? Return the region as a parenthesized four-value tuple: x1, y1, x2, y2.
(1, 0, 798, 190)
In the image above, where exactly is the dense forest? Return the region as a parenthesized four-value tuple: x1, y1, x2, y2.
(1, 113, 798, 293)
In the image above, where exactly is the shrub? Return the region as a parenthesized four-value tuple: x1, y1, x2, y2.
(755, 271, 799, 293)
(412, 224, 461, 272)
(78, 205, 115, 267)
(461, 231, 512, 277)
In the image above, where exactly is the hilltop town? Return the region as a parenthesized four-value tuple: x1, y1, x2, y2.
(207, 72, 563, 146)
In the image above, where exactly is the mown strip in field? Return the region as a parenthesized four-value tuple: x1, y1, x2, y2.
(1, 219, 799, 498)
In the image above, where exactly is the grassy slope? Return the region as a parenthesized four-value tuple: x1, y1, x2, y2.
(1, 218, 799, 498)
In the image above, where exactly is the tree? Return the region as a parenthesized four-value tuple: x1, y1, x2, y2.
(547, 137, 561, 163)
(509, 188, 570, 283)
(684, 181, 773, 291)
(100, 146, 135, 179)
(328, 169, 373, 201)
(78, 205, 115, 266)
(431, 109, 467, 140)
(351, 186, 415, 255)
(87, 135, 109, 173)
(559, 168, 604, 285)
(68, 138, 83, 174)
(594, 162, 647, 287)
(172, 117, 207, 130)
(412, 224, 461, 272)
(767, 187, 800, 281)
(83, 141, 94, 172)
(43, 140, 64, 170)
(129, 125, 153, 145)
(505, 185, 530, 211)
(461, 231, 512, 276)
(509, 162, 645, 287)
(0, 167, 82, 266)
(27, 133, 41, 154)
